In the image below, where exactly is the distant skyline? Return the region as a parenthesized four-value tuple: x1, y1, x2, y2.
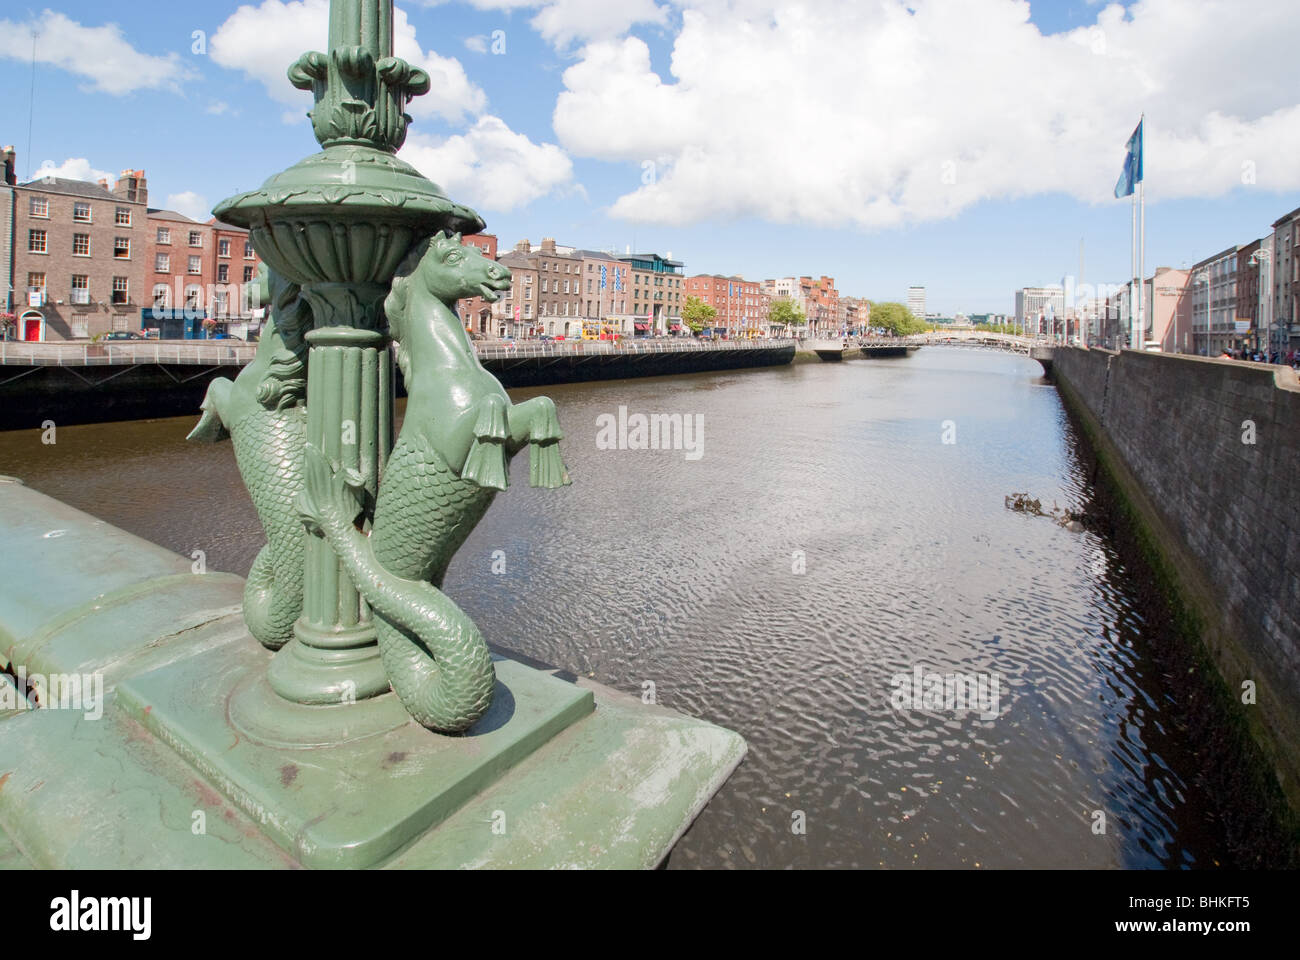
(2, 0, 1297, 314)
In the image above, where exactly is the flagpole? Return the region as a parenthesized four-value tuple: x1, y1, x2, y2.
(1139, 177, 1146, 350)
(1131, 188, 1137, 349)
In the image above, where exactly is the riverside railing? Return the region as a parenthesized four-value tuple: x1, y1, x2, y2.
(0, 341, 258, 366)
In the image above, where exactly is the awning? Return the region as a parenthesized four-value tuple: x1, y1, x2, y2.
(634, 322, 649, 331)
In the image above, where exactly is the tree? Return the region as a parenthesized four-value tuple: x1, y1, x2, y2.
(768, 298, 806, 334)
(871, 301, 928, 336)
(682, 295, 718, 333)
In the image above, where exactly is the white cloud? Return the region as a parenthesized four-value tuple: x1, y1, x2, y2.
(0, 10, 193, 95)
(210, 0, 485, 125)
(400, 115, 574, 212)
(167, 192, 212, 221)
(550, 0, 1300, 229)
(206, 101, 234, 116)
(421, 0, 670, 47)
(31, 158, 116, 187)
(464, 34, 489, 54)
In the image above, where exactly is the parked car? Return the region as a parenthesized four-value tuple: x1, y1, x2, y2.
(102, 331, 143, 341)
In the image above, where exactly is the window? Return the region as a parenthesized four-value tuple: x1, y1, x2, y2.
(70, 233, 90, 257)
(114, 237, 131, 259)
(73, 202, 92, 222)
(156, 253, 170, 273)
(188, 256, 202, 275)
(29, 196, 48, 218)
(153, 285, 171, 309)
(243, 266, 255, 283)
(157, 227, 171, 244)
(217, 264, 229, 283)
(112, 277, 129, 305)
(71, 318, 90, 339)
(189, 231, 203, 247)
(115, 207, 132, 226)
(214, 290, 229, 314)
(218, 239, 231, 258)
(28, 229, 47, 253)
(541, 279, 548, 293)
(185, 286, 202, 310)
(27, 272, 46, 294)
(563, 280, 570, 294)
(71, 275, 90, 305)
(244, 241, 254, 259)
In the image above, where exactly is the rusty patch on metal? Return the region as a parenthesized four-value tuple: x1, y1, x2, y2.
(279, 763, 299, 786)
(0, 771, 10, 791)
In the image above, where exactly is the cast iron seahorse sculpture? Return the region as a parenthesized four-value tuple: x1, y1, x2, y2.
(298, 232, 571, 732)
(189, 267, 312, 650)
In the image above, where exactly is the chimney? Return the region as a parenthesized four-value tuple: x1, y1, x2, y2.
(113, 169, 148, 205)
(515, 239, 531, 253)
(540, 237, 556, 254)
(1, 146, 14, 186)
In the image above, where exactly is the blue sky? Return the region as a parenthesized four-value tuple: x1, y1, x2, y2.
(3, 0, 1296, 315)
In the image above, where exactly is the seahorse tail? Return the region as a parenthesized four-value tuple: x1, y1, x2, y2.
(242, 546, 291, 650)
(375, 603, 495, 734)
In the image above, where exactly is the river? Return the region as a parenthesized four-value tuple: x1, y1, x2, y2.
(0, 348, 1284, 868)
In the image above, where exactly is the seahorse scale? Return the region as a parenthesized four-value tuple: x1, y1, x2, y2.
(364, 432, 497, 731)
(229, 405, 307, 649)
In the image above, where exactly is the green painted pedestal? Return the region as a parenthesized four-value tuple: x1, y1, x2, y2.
(0, 481, 745, 868)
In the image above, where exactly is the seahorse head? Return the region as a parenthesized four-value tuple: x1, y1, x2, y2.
(388, 231, 511, 325)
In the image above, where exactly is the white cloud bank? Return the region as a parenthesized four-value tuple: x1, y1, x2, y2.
(31, 158, 117, 186)
(402, 116, 574, 212)
(549, 0, 1300, 228)
(0, 10, 193, 95)
(166, 192, 212, 221)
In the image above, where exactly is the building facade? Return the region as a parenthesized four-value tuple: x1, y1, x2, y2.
(496, 240, 540, 337)
(685, 274, 766, 336)
(1271, 207, 1300, 353)
(1014, 286, 1066, 335)
(621, 253, 686, 335)
(1, 147, 14, 323)
(1189, 245, 1241, 357)
(575, 250, 630, 329)
(145, 210, 262, 339)
(907, 285, 926, 321)
(11, 166, 148, 342)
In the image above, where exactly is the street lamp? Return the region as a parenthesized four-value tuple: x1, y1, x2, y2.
(1193, 270, 1210, 356)
(1249, 247, 1271, 360)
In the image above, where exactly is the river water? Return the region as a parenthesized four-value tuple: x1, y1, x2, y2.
(0, 349, 1283, 868)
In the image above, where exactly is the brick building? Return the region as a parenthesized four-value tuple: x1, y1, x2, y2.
(9, 160, 148, 342)
(1271, 207, 1300, 352)
(144, 209, 261, 339)
(454, 233, 497, 335)
(685, 274, 766, 336)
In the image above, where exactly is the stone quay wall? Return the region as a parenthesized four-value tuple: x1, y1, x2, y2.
(1052, 346, 1300, 808)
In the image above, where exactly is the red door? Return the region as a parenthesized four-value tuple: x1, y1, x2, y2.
(22, 319, 41, 341)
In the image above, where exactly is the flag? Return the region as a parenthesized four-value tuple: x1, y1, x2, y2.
(600, 265, 607, 289)
(1114, 118, 1143, 198)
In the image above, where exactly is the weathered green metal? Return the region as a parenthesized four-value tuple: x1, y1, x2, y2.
(0, 481, 746, 869)
(208, 0, 568, 723)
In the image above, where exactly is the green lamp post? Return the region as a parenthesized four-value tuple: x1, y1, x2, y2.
(213, 0, 490, 710)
